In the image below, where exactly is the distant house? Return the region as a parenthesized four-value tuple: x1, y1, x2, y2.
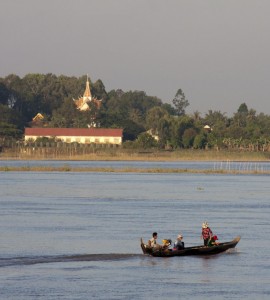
(32, 113, 44, 122)
(203, 125, 212, 132)
(24, 128, 123, 145)
(29, 113, 47, 127)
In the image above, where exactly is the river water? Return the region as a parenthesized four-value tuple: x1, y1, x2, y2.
(0, 161, 269, 299)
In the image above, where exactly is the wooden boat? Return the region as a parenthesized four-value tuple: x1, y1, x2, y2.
(140, 236, 241, 257)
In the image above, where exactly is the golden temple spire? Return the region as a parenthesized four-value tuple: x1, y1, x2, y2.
(83, 74, 92, 98)
(74, 74, 102, 112)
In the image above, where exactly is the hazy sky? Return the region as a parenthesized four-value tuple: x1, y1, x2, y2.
(1, 0, 270, 116)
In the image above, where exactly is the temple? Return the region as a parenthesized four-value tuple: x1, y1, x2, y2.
(73, 75, 102, 111)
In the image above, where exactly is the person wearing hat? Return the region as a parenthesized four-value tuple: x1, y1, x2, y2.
(201, 222, 213, 246)
(173, 233, 185, 250)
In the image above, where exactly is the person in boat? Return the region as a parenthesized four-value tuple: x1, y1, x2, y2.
(162, 239, 172, 249)
(148, 232, 163, 249)
(208, 235, 219, 246)
(173, 233, 185, 250)
(201, 222, 213, 246)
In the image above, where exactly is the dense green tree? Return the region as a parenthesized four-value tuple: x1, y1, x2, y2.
(50, 98, 78, 128)
(135, 133, 158, 149)
(119, 119, 145, 141)
(170, 115, 195, 148)
(0, 103, 23, 139)
(2, 74, 25, 115)
(0, 82, 10, 105)
(182, 128, 197, 148)
(237, 103, 248, 113)
(0, 122, 22, 139)
(204, 110, 228, 128)
(229, 106, 258, 141)
(1, 72, 270, 151)
(157, 117, 172, 147)
(92, 79, 108, 101)
(102, 90, 162, 134)
(172, 89, 189, 116)
(145, 106, 169, 133)
(161, 103, 176, 115)
(193, 133, 207, 149)
(256, 113, 270, 137)
(203, 110, 229, 145)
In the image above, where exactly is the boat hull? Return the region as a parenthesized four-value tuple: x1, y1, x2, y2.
(141, 236, 240, 257)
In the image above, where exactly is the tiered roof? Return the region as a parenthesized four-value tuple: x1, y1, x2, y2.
(74, 75, 102, 111)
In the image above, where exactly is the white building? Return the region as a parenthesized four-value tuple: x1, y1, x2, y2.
(25, 128, 123, 145)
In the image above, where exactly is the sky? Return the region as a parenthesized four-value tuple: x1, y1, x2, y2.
(1, 0, 270, 116)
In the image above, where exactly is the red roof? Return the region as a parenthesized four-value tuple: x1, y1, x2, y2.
(25, 128, 123, 137)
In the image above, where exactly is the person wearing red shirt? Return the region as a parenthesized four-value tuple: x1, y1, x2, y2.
(201, 222, 213, 246)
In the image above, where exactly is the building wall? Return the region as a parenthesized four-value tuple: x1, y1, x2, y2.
(25, 135, 122, 145)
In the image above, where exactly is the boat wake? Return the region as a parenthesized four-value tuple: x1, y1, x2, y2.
(0, 253, 142, 268)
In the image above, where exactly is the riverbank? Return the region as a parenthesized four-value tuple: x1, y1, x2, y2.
(1, 165, 269, 174)
(1, 149, 270, 162)
(2, 149, 269, 174)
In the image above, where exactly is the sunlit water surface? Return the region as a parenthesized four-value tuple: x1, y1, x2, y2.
(0, 162, 269, 299)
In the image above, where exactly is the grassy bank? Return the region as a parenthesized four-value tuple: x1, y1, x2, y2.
(1, 149, 270, 162)
(1, 165, 270, 175)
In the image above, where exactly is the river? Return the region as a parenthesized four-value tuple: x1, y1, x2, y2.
(0, 161, 269, 299)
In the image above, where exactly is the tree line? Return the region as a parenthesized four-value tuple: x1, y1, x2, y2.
(1, 73, 270, 151)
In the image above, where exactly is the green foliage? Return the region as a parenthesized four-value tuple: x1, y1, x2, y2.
(206, 132, 224, 149)
(0, 82, 10, 105)
(1, 73, 270, 152)
(105, 90, 162, 129)
(168, 115, 195, 148)
(204, 110, 228, 129)
(120, 119, 145, 141)
(49, 98, 78, 128)
(193, 133, 207, 149)
(122, 140, 138, 149)
(172, 89, 189, 116)
(0, 104, 23, 139)
(135, 133, 158, 149)
(146, 107, 169, 132)
(238, 103, 248, 113)
(161, 103, 176, 115)
(182, 128, 197, 148)
(34, 137, 60, 144)
(92, 79, 108, 101)
(157, 117, 172, 148)
(0, 122, 22, 138)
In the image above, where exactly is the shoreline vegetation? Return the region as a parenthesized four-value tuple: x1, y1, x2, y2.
(1, 166, 269, 175)
(1, 149, 269, 174)
(1, 148, 270, 161)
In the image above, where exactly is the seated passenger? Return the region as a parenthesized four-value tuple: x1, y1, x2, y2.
(208, 235, 219, 246)
(148, 232, 162, 249)
(162, 239, 172, 249)
(173, 233, 185, 250)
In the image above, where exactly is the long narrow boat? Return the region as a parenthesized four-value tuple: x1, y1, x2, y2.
(140, 236, 240, 257)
